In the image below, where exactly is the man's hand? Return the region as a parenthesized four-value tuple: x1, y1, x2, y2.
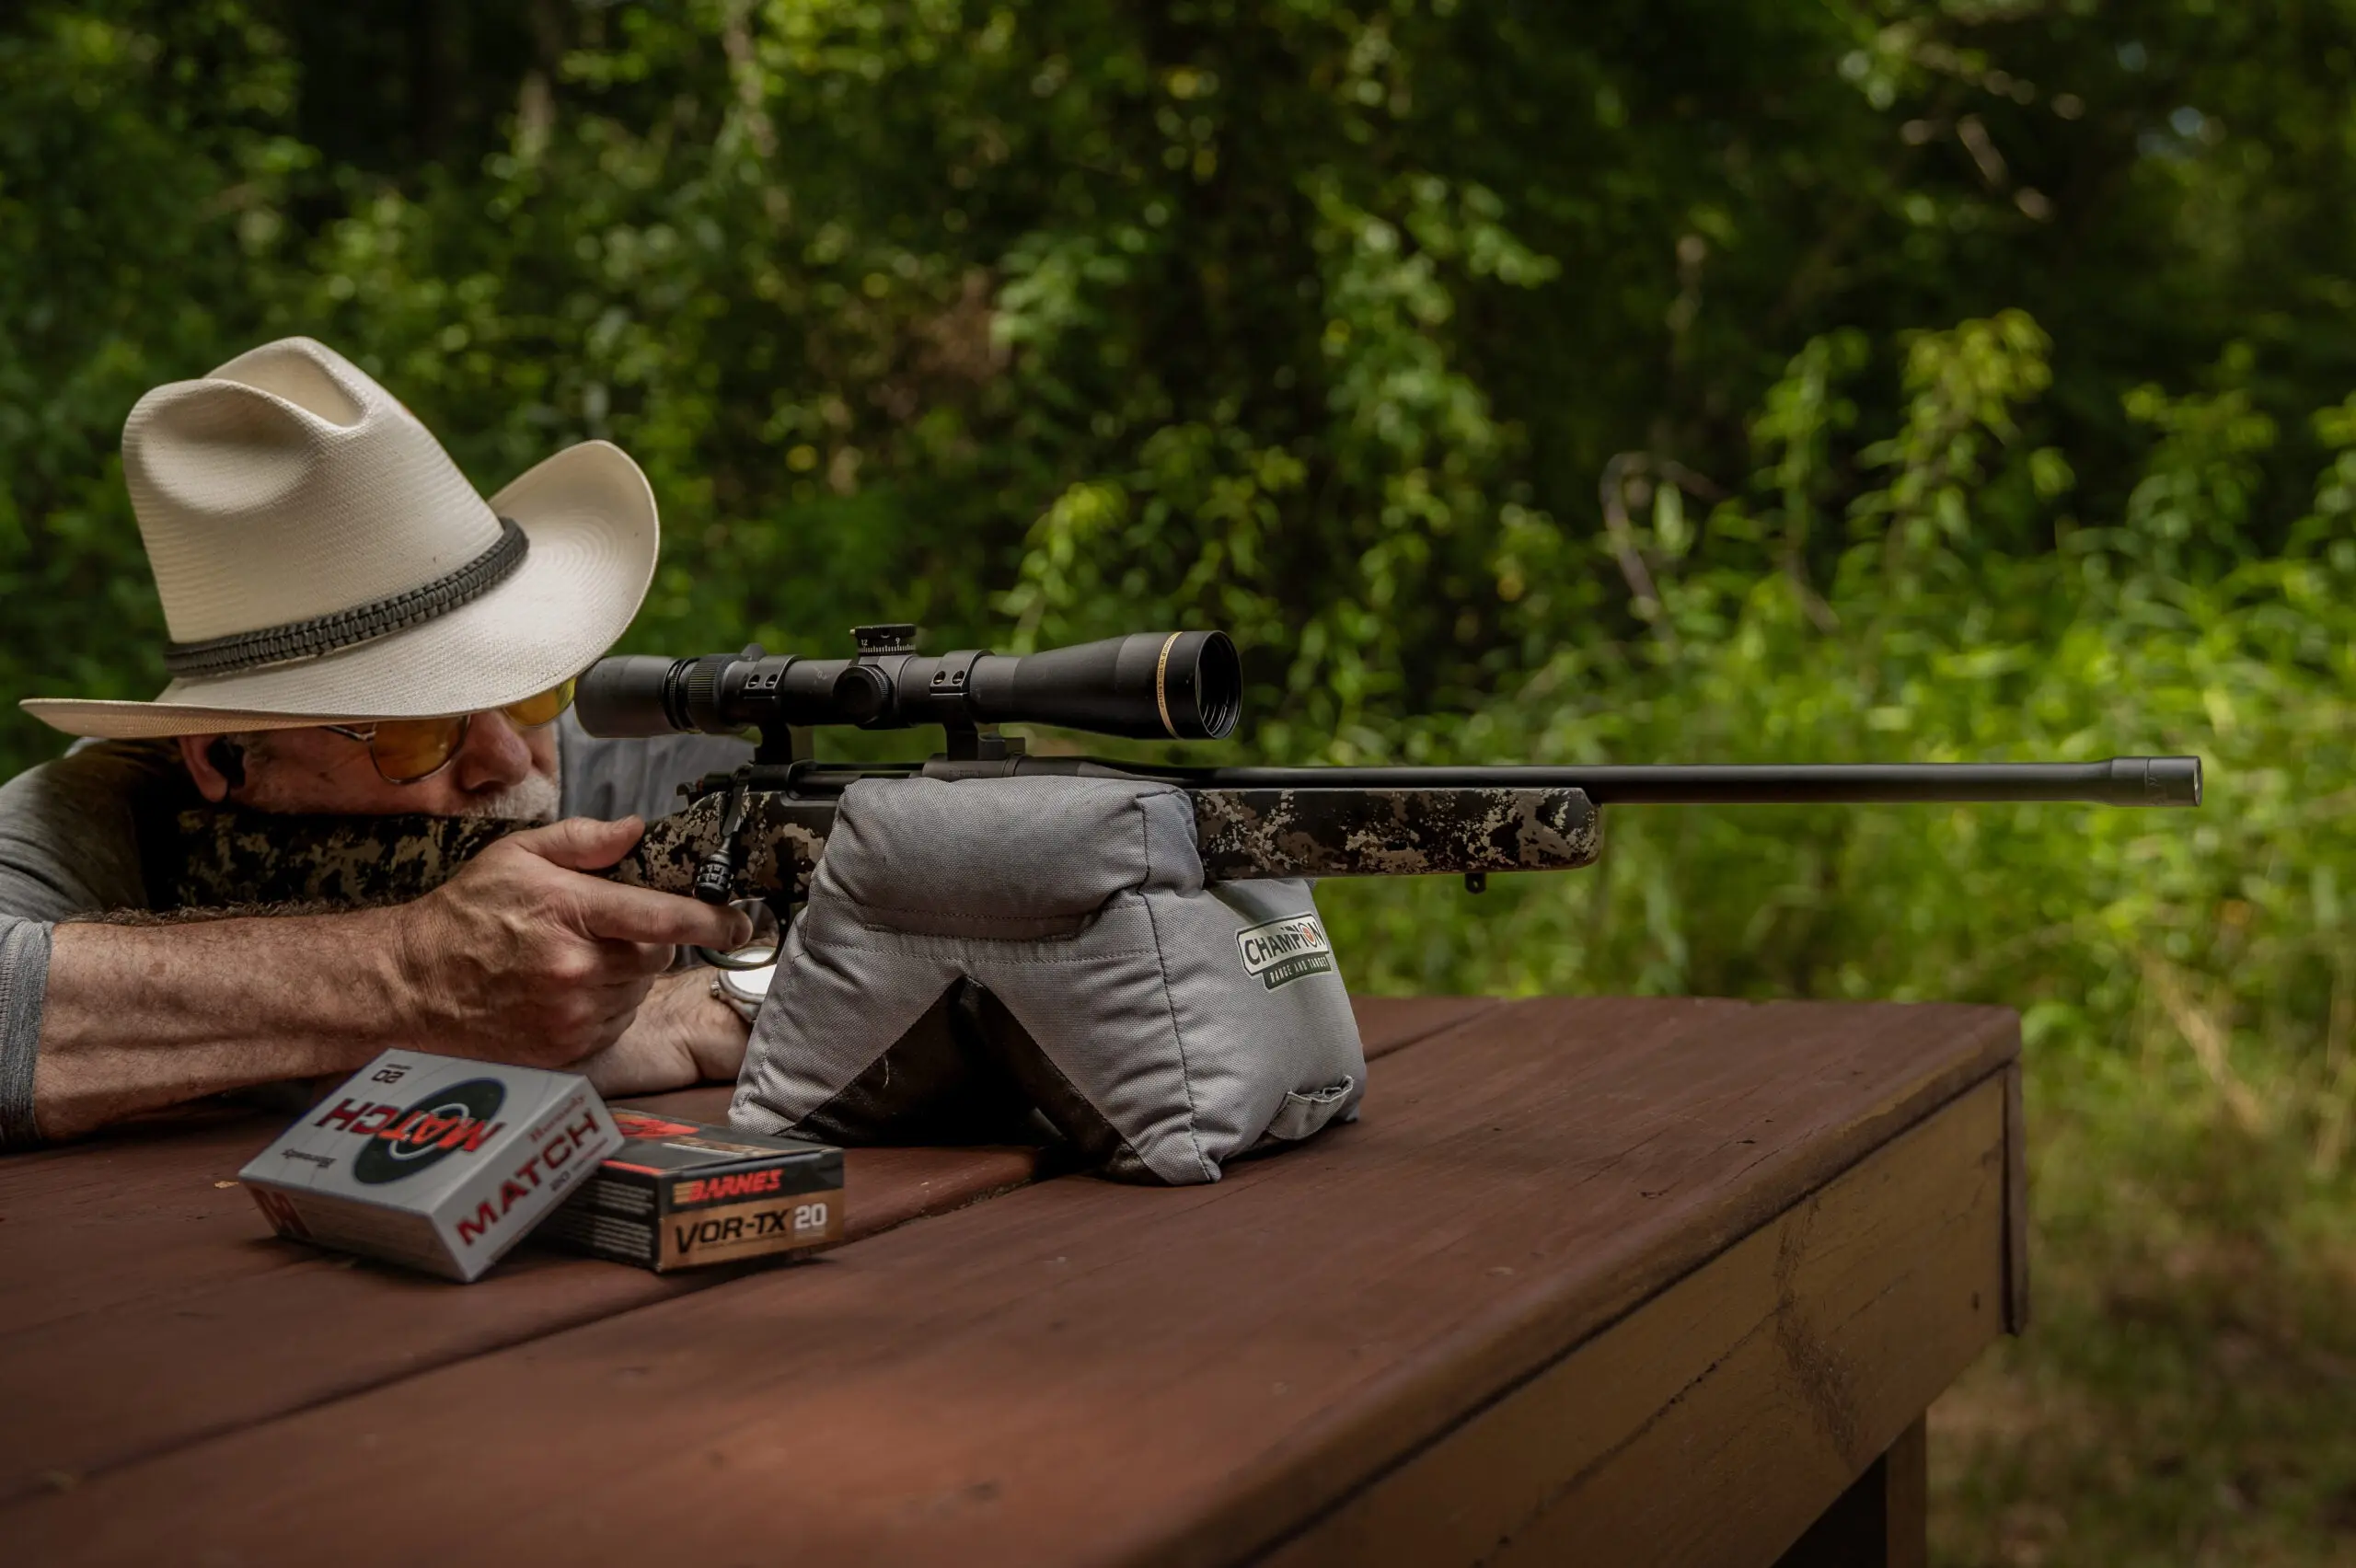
(579, 971, 753, 1097)
(387, 816, 753, 1071)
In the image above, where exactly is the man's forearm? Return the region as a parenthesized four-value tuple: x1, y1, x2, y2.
(32, 909, 420, 1141)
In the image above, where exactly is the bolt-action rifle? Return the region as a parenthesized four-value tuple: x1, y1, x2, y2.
(165, 626, 2202, 947)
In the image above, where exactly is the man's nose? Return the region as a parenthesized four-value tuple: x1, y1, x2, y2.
(451, 709, 534, 793)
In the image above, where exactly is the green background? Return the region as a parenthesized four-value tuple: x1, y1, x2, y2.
(6, 3, 2352, 1558)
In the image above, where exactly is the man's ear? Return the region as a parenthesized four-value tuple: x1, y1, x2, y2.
(179, 734, 243, 802)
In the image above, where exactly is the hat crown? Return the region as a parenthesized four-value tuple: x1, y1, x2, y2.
(124, 338, 504, 644)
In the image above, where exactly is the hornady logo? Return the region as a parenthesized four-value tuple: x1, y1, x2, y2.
(453, 1112, 606, 1251)
(673, 1169, 784, 1206)
(313, 1079, 508, 1184)
(1235, 913, 1335, 990)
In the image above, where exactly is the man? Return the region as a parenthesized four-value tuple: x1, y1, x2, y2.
(0, 338, 760, 1150)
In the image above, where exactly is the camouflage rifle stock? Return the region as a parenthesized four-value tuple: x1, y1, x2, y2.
(164, 773, 1606, 911)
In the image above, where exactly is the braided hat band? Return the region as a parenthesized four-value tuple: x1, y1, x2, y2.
(161, 517, 529, 680)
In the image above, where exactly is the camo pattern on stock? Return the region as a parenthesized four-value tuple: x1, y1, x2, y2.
(167, 809, 517, 910)
(160, 786, 1600, 912)
(159, 801, 809, 909)
(605, 791, 836, 902)
(1189, 788, 1600, 881)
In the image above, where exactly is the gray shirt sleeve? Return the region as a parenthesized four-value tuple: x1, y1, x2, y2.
(556, 712, 753, 822)
(0, 917, 49, 1148)
(0, 739, 181, 1152)
(0, 738, 179, 921)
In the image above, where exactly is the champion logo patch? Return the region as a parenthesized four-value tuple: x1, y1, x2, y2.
(1235, 912, 1336, 990)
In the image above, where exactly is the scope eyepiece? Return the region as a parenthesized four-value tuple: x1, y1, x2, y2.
(576, 629, 1243, 745)
(573, 655, 682, 737)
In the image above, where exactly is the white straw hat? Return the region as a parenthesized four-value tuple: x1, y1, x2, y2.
(20, 337, 658, 739)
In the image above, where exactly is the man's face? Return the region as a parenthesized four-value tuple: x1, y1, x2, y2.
(178, 711, 561, 819)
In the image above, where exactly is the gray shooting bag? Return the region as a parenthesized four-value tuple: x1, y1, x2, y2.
(729, 774, 1366, 1183)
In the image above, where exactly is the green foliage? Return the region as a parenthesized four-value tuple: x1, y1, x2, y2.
(19, 0, 2356, 766)
(0, 3, 296, 716)
(6, 2, 2356, 1557)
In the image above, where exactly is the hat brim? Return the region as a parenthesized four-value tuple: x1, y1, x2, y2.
(19, 440, 658, 740)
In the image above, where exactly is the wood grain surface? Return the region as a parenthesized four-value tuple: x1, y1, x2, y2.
(6, 996, 2015, 1567)
(0, 995, 1476, 1505)
(1264, 1079, 2004, 1566)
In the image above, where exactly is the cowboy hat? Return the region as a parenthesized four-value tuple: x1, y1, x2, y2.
(20, 337, 657, 739)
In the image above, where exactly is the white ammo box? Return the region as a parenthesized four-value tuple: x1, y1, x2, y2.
(238, 1050, 622, 1282)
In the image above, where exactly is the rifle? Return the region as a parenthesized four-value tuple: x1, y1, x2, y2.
(165, 626, 2202, 939)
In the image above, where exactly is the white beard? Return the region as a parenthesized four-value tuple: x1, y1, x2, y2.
(460, 768, 561, 823)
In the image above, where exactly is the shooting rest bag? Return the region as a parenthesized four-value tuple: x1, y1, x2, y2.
(730, 775, 1365, 1184)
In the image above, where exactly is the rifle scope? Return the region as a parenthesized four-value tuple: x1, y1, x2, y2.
(577, 626, 1242, 743)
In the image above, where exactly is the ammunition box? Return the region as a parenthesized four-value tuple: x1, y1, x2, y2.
(539, 1110, 845, 1272)
(238, 1052, 622, 1283)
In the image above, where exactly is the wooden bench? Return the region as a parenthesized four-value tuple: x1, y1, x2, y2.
(0, 996, 2020, 1566)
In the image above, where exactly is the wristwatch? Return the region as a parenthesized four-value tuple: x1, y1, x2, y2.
(708, 948, 778, 1025)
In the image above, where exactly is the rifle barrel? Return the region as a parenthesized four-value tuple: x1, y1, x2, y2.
(1163, 755, 2201, 807)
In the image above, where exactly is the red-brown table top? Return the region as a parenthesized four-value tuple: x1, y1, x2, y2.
(0, 994, 2015, 1565)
